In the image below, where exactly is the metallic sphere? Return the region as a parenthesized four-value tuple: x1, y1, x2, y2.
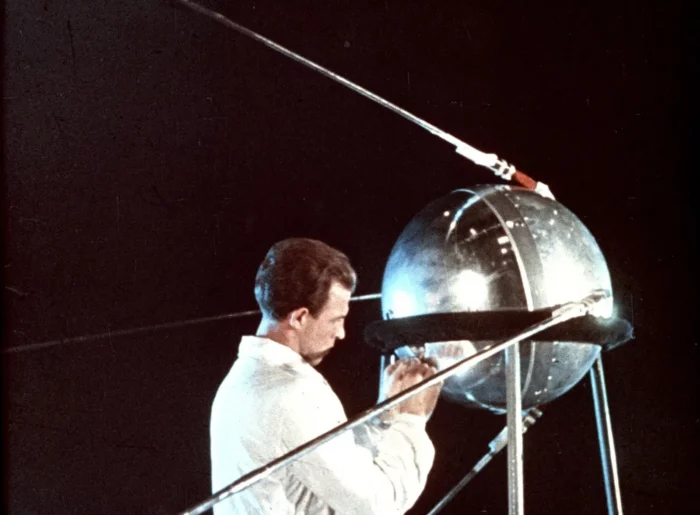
(381, 186, 613, 412)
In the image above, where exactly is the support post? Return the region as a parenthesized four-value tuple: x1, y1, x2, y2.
(590, 356, 624, 514)
(505, 343, 525, 515)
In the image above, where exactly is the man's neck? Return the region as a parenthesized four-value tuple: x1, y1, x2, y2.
(256, 318, 300, 355)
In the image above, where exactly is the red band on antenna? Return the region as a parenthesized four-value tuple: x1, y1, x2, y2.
(513, 170, 537, 190)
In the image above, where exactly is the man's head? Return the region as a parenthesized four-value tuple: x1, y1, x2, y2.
(254, 238, 357, 365)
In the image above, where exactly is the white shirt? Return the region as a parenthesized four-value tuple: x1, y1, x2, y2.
(210, 336, 435, 515)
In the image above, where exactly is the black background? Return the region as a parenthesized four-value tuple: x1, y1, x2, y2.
(3, 1, 696, 514)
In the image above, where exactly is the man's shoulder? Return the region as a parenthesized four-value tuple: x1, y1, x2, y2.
(277, 366, 338, 402)
(222, 360, 336, 402)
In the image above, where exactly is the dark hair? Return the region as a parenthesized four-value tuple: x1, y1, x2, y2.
(254, 238, 357, 320)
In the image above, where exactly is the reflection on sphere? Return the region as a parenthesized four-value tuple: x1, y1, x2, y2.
(381, 186, 613, 412)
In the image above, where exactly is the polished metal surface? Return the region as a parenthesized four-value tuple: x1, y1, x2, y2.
(179, 292, 607, 515)
(382, 186, 613, 412)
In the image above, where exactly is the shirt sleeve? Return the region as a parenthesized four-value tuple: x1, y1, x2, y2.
(279, 378, 435, 515)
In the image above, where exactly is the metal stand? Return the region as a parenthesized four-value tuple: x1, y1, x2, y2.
(505, 343, 525, 515)
(590, 356, 624, 514)
(426, 409, 543, 515)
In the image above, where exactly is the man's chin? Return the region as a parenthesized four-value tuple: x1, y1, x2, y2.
(303, 349, 332, 366)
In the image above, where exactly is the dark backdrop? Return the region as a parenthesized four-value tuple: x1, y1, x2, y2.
(3, 1, 696, 514)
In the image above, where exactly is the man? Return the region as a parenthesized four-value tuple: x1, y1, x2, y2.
(210, 238, 441, 514)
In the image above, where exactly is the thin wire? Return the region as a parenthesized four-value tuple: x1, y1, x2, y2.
(3, 293, 382, 355)
(172, 0, 545, 189)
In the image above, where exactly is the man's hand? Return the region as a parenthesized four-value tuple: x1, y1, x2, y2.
(380, 358, 442, 419)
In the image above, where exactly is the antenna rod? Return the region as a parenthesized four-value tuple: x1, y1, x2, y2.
(173, 0, 553, 197)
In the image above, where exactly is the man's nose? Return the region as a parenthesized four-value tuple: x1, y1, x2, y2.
(337, 325, 346, 341)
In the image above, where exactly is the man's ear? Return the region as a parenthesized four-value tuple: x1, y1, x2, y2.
(288, 307, 310, 329)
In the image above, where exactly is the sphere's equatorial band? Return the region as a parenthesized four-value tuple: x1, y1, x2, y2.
(365, 311, 634, 354)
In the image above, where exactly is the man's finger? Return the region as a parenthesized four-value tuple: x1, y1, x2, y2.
(422, 357, 439, 369)
(385, 360, 402, 375)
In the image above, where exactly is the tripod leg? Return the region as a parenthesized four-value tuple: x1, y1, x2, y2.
(426, 409, 543, 515)
(506, 344, 525, 515)
(590, 356, 624, 514)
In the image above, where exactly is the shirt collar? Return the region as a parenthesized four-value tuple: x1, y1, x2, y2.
(236, 335, 331, 389)
(238, 335, 308, 367)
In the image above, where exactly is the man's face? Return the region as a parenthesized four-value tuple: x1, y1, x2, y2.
(299, 282, 351, 366)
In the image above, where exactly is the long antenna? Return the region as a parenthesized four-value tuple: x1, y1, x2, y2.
(173, 0, 553, 198)
(3, 293, 381, 354)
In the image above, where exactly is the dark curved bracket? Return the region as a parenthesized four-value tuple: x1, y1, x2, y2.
(364, 310, 633, 354)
